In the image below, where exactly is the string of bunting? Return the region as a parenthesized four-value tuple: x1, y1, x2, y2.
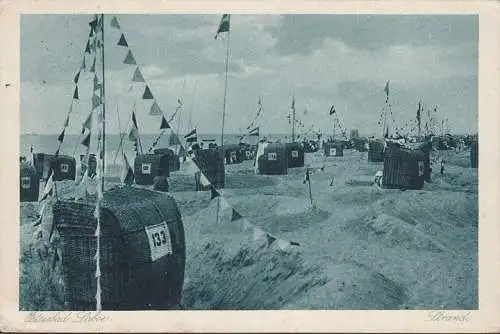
(108, 15, 302, 251)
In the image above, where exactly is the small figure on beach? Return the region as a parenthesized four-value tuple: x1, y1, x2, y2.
(440, 160, 445, 176)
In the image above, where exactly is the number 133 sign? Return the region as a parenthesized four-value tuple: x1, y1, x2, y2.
(145, 222, 173, 261)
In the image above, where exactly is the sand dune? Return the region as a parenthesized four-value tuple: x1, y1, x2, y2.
(19, 148, 478, 310)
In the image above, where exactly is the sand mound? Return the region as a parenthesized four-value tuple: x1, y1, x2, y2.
(344, 213, 450, 253)
(284, 261, 406, 309)
(182, 241, 327, 309)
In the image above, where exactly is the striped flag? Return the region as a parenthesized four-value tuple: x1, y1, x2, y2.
(184, 128, 197, 143)
(214, 14, 230, 39)
(248, 126, 259, 137)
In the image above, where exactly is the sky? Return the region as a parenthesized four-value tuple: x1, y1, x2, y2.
(20, 14, 478, 136)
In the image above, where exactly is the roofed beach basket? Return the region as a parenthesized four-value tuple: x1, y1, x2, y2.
(53, 186, 186, 310)
(285, 142, 305, 168)
(33, 154, 76, 181)
(223, 144, 245, 165)
(134, 153, 170, 186)
(20, 163, 40, 202)
(323, 141, 344, 157)
(382, 141, 428, 190)
(470, 139, 478, 168)
(368, 139, 385, 162)
(193, 148, 225, 190)
(256, 142, 288, 175)
(153, 148, 180, 172)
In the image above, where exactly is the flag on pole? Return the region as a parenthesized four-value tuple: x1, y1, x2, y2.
(256, 97, 262, 117)
(57, 128, 65, 143)
(303, 168, 310, 184)
(150, 100, 162, 116)
(185, 128, 197, 143)
(329, 104, 336, 115)
(248, 126, 259, 136)
(214, 14, 230, 39)
(384, 80, 390, 102)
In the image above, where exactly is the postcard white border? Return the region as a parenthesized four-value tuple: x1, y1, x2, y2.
(1, 1, 499, 332)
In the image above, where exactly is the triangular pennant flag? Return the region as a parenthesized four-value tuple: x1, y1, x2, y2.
(73, 71, 81, 84)
(81, 133, 91, 147)
(117, 34, 128, 47)
(73, 86, 79, 99)
(275, 239, 290, 251)
(39, 171, 54, 202)
(253, 227, 266, 241)
(82, 112, 92, 131)
(214, 14, 230, 39)
(89, 17, 98, 32)
(231, 208, 243, 222)
(169, 133, 180, 146)
(110, 16, 121, 29)
(200, 173, 211, 187)
(219, 197, 232, 211)
(265, 233, 277, 246)
(210, 186, 220, 200)
(93, 75, 101, 91)
(184, 129, 197, 138)
(95, 16, 102, 32)
(151, 101, 163, 117)
(92, 94, 101, 109)
(63, 115, 70, 128)
(90, 57, 96, 73)
(242, 220, 252, 231)
(57, 128, 65, 143)
(132, 67, 145, 83)
(123, 50, 136, 65)
(142, 86, 154, 99)
(85, 40, 91, 53)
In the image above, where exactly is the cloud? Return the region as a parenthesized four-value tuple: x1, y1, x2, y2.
(20, 14, 478, 136)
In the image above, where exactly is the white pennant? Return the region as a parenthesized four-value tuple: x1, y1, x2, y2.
(253, 227, 266, 241)
(200, 173, 211, 187)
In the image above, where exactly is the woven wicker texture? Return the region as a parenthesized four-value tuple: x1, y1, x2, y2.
(53, 186, 186, 310)
(134, 154, 170, 185)
(257, 143, 288, 175)
(368, 139, 385, 162)
(382, 142, 426, 190)
(33, 154, 76, 181)
(285, 142, 305, 168)
(193, 148, 225, 187)
(20, 163, 39, 202)
(470, 139, 478, 168)
(222, 144, 246, 164)
(153, 148, 180, 171)
(323, 142, 344, 157)
(80, 154, 97, 177)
